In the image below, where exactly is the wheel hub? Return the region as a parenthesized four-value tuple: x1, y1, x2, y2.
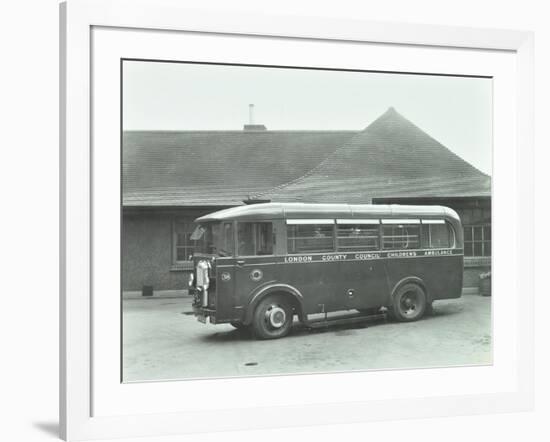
(265, 306, 286, 328)
(401, 293, 417, 314)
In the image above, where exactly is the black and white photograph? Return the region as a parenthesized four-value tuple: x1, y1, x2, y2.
(5, 0, 546, 440)
(122, 60, 492, 382)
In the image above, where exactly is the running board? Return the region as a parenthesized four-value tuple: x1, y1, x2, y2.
(303, 312, 387, 329)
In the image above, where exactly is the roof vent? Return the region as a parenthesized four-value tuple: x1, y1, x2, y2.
(243, 124, 267, 131)
(244, 104, 267, 131)
(243, 198, 271, 205)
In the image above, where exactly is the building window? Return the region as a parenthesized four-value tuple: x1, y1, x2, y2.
(287, 222, 334, 254)
(464, 224, 491, 257)
(174, 221, 201, 262)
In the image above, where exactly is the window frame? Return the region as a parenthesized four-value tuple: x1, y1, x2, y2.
(420, 219, 456, 250)
(335, 219, 381, 252)
(173, 219, 202, 264)
(219, 221, 236, 257)
(236, 221, 275, 257)
(173, 220, 237, 262)
(380, 219, 421, 251)
(464, 223, 491, 257)
(285, 220, 336, 255)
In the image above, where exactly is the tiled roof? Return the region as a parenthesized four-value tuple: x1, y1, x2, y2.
(123, 130, 356, 206)
(259, 108, 491, 203)
(123, 108, 491, 207)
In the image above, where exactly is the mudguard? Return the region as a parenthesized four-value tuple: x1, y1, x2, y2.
(243, 283, 304, 325)
(390, 276, 429, 304)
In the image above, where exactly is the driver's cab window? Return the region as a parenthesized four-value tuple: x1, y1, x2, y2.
(237, 222, 273, 256)
(219, 222, 235, 256)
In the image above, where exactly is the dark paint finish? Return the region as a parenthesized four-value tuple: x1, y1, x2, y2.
(192, 203, 464, 326)
(200, 250, 463, 324)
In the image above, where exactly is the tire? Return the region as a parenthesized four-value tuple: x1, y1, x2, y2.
(391, 283, 427, 322)
(251, 295, 293, 339)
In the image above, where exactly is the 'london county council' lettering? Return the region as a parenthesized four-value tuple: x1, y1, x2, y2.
(283, 250, 453, 264)
(285, 253, 382, 263)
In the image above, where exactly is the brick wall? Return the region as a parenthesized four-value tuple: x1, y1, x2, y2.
(122, 213, 184, 291)
(122, 208, 213, 291)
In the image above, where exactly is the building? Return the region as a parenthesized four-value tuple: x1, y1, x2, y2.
(123, 108, 491, 293)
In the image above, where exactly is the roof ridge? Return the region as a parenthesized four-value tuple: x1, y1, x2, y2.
(251, 108, 490, 201)
(249, 109, 403, 200)
(249, 129, 367, 200)
(387, 112, 490, 178)
(375, 107, 490, 178)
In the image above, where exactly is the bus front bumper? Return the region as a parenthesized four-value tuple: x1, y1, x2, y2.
(192, 303, 217, 324)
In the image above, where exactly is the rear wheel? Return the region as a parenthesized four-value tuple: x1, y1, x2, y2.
(251, 295, 293, 339)
(392, 283, 427, 322)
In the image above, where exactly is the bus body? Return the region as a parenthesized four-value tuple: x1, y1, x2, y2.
(189, 203, 463, 339)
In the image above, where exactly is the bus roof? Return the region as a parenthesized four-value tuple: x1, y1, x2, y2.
(195, 202, 461, 224)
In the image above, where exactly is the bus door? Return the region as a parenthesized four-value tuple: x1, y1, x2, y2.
(210, 221, 237, 317)
(348, 257, 388, 310)
(336, 220, 389, 310)
(234, 221, 275, 304)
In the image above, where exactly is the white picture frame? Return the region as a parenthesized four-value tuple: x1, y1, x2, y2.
(60, 0, 534, 440)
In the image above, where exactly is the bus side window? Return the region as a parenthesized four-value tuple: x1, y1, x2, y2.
(382, 224, 420, 250)
(237, 222, 273, 256)
(421, 220, 453, 249)
(337, 224, 380, 251)
(287, 223, 334, 254)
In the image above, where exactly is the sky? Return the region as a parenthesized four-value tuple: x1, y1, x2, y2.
(123, 60, 492, 175)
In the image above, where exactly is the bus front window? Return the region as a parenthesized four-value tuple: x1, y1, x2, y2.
(190, 222, 234, 257)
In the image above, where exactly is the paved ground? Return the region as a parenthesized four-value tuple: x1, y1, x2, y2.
(122, 295, 492, 382)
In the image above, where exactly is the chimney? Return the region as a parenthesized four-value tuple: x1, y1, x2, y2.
(243, 103, 267, 131)
(249, 104, 255, 125)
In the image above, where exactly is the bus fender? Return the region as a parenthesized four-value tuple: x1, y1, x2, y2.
(243, 283, 305, 325)
(390, 276, 430, 305)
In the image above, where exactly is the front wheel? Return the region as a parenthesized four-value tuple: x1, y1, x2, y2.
(251, 295, 293, 339)
(392, 283, 427, 322)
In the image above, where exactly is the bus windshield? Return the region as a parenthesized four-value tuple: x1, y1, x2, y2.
(190, 222, 234, 257)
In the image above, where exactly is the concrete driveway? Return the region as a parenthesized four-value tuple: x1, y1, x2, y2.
(122, 294, 492, 382)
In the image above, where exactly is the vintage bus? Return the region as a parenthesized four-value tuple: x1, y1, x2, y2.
(189, 203, 463, 339)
